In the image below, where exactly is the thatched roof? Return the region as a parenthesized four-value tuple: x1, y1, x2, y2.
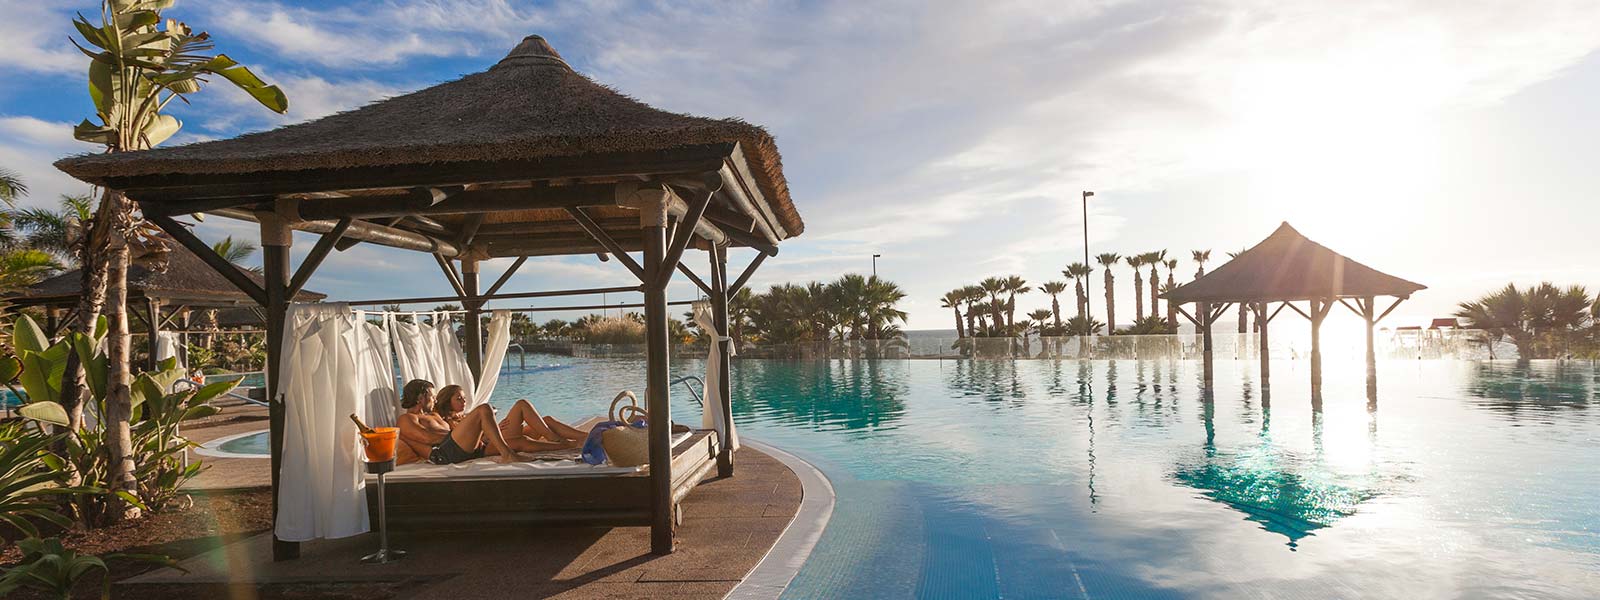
(1163, 222, 1425, 304)
(53, 35, 802, 238)
(7, 245, 324, 308)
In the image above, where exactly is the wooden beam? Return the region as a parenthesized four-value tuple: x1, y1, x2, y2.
(457, 213, 486, 248)
(728, 252, 768, 296)
(568, 207, 645, 280)
(484, 256, 527, 297)
(1375, 296, 1406, 323)
(1175, 305, 1200, 326)
(704, 205, 756, 233)
(146, 214, 268, 306)
(657, 186, 717, 288)
(211, 208, 461, 257)
(115, 145, 734, 205)
(341, 285, 643, 307)
(1281, 301, 1310, 320)
(1268, 302, 1289, 323)
(434, 254, 468, 300)
(676, 263, 713, 296)
(287, 217, 352, 298)
(295, 184, 619, 221)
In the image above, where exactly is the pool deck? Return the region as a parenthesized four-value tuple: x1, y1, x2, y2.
(182, 403, 273, 490)
(163, 404, 824, 599)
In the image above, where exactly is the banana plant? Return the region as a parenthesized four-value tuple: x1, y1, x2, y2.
(9, 315, 108, 427)
(71, 1, 287, 151)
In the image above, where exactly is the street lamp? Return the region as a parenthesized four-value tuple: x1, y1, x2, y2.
(872, 254, 882, 278)
(1082, 191, 1094, 322)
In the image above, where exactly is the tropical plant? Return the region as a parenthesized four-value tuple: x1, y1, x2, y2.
(210, 235, 258, 272)
(0, 536, 178, 600)
(1095, 253, 1120, 330)
(979, 277, 1008, 336)
(1116, 315, 1174, 335)
(1145, 251, 1165, 320)
(1002, 275, 1028, 332)
(959, 285, 984, 337)
(1063, 263, 1091, 319)
(1191, 249, 1210, 278)
(0, 166, 26, 206)
(1455, 283, 1597, 358)
(129, 363, 231, 510)
(0, 249, 64, 292)
(940, 290, 966, 339)
(1126, 254, 1145, 321)
(66, 1, 287, 516)
(0, 423, 101, 542)
(1161, 278, 1178, 328)
(1064, 314, 1106, 337)
(1027, 309, 1055, 336)
(5, 195, 93, 264)
(1040, 281, 1067, 331)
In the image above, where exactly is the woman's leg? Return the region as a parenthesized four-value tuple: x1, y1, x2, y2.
(541, 415, 591, 442)
(499, 399, 562, 442)
(451, 404, 520, 463)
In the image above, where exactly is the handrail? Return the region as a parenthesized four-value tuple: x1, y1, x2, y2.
(174, 377, 268, 407)
(671, 375, 704, 407)
(505, 343, 527, 371)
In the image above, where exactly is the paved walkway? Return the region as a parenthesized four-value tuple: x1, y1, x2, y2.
(182, 403, 273, 490)
(137, 443, 804, 599)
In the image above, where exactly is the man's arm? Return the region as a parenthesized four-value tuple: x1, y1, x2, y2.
(398, 413, 448, 445)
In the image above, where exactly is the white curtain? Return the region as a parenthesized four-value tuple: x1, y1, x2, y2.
(276, 303, 392, 542)
(355, 314, 400, 427)
(154, 331, 185, 373)
(691, 301, 737, 450)
(391, 313, 475, 401)
(473, 311, 512, 406)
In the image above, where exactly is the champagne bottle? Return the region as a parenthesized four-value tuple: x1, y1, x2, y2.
(350, 413, 375, 434)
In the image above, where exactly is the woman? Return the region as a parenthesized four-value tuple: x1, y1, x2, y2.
(433, 385, 591, 452)
(397, 379, 522, 465)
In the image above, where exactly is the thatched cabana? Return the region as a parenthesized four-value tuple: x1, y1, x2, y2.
(55, 35, 800, 560)
(6, 245, 324, 370)
(1163, 222, 1424, 399)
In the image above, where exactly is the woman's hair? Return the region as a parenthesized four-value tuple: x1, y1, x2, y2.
(434, 384, 467, 422)
(400, 379, 434, 409)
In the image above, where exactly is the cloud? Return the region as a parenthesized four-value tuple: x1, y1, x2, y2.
(202, 0, 550, 69)
(0, 116, 95, 208)
(0, 1, 81, 77)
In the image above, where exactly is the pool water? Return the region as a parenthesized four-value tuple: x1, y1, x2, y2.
(484, 355, 1600, 598)
(216, 430, 271, 456)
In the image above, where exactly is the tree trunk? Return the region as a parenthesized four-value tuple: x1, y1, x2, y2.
(1104, 271, 1115, 332)
(59, 226, 112, 431)
(1148, 266, 1159, 320)
(953, 308, 964, 338)
(104, 230, 140, 520)
(1133, 272, 1144, 321)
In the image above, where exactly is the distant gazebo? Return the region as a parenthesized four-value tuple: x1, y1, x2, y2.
(6, 244, 324, 370)
(1163, 222, 1425, 400)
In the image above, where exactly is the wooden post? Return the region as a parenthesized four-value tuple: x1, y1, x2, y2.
(710, 244, 734, 477)
(640, 195, 675, 555)
(1199, 301, 1214, 392)
(1309, 298, 1329, 403)
(462, 256, 483, 381)
(1362, 295, 1377, 400)
(260, 213, 299, 562)
(1257, 301, 1271, 395)
(145, 298, 163, 372)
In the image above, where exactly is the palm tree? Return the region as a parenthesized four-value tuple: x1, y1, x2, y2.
(1063, 262, 1091, 319)
(1040, 281, 1068, 331)
(0, 166, 25, 206)
(941, 290, 966, 338)
(1126, 255, 1145, 321)
(1191, 249, 1211, 279)
(211, 236, 259, 272)
(6, 195, 93, 264)
(1146, 251, 1165, 321)
(1161, 279, 1178, 328)
(1028, 308, 1055, 336)
(0, 248, 63, 292)
(1096, 252, 1120, 330)
(864, 276, 908, 340)
(959, 285, 984, 337)
(1004, 275, 1029, 332)
(979, 277, 1008, 336)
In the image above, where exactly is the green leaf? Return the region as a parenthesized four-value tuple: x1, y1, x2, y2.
(88, 61, 115, 116)
(94, 315, 108, 341)
(0, 356, 22, 386)
(205, 55, 289, 113)
(189, 379, 237, 405)
(18, 345, 67, 405)
(71, 333, 107, 402)
(130, 374, 163, 415)
(114, 490, 149, 511)
(13, 314, 48, 354)
(73, 120, 115, 145)
(141, 113, 181, 147)
(20, 401, 69, 426)
(72, 15, 109, 50)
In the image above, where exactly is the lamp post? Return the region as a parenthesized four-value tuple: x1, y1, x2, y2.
(872, 254, 881, 278)
(1082, 191, 1094, 321)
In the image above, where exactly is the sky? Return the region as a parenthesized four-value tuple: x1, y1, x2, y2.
(3, 0, 1599, 332)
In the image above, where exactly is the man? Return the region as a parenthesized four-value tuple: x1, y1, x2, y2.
(395, 379, 521, 465)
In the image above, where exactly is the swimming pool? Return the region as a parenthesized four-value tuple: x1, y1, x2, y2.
(197, 429, 272, 458)
(484, 355, 1600, 598)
